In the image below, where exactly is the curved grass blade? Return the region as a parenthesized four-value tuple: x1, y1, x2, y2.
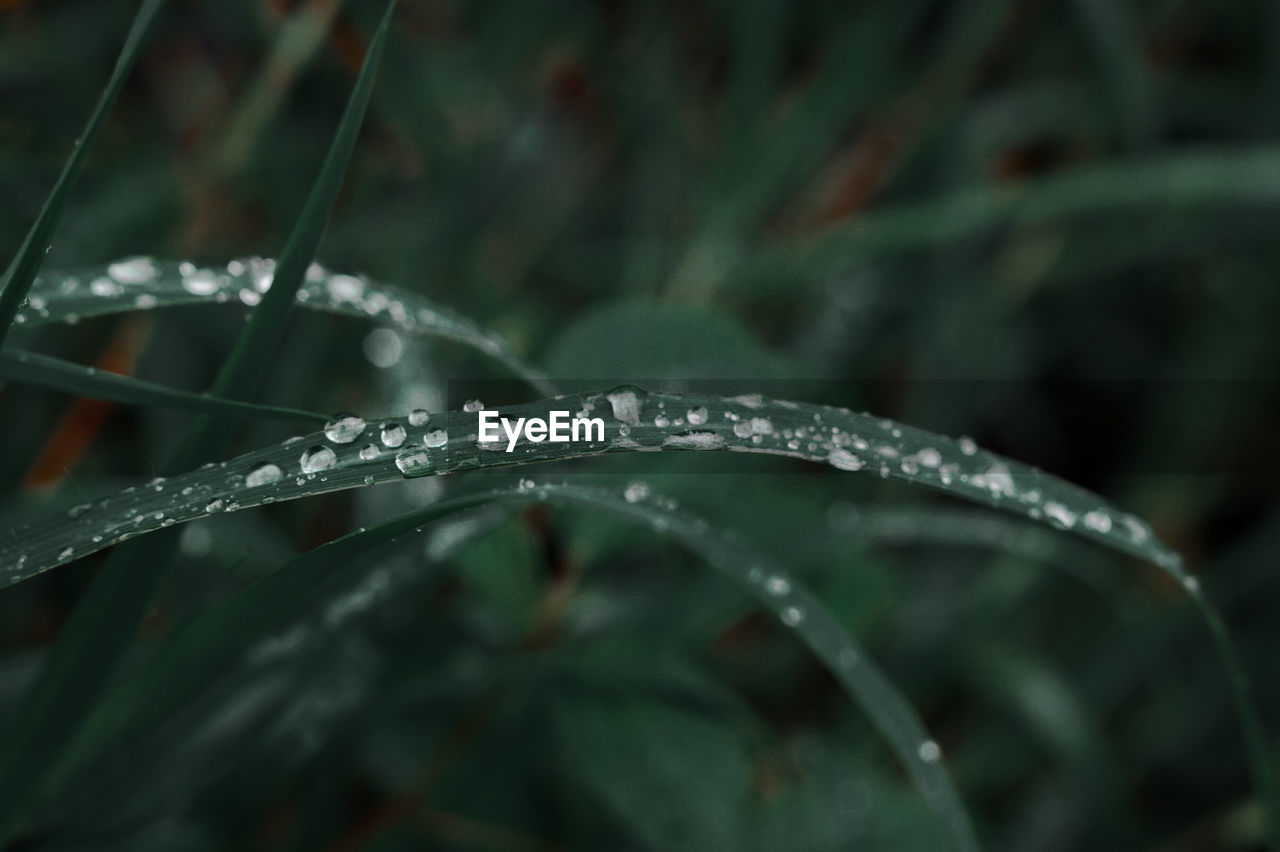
(0, 0, 169, 347)
(210, 4, 394, 408)
(1, 387, 1274, 848)
(16, 258, 554, 395)
(0, 349, 325, 425)
(63, 483, 980, 850)
(747, 148, 1280, 290)
(0, 387, 1210, 581)
(0, 4, 398, 844)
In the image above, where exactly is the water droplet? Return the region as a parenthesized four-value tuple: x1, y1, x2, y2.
(323, 413, 366, 444)
(1043, 501, 1076, 529)
(733, 421, 753, 438)
(423, 429, 448, 448)
(359, 444, 380, 460)
(780, 606, 803, 626)
(606, 386, 644, 426)
(90, 277, 122, 297)
(408, 409, 430, 427)
(624, 481, 650, 503)
(108, 256, 156, 284)
(463, 399, 484, 413)
(300, 445, 337, 474)
(686, 406, 708, 426)
(380, 422, 407, 448)
(394, 449, 432, 476)
(363, 328, 402, 368)
(917, 740, 942, 763)
(206, 498, 226, 513)
(1182, 574, 1200, 593)
(764, 575, 791, 596)
(958, 436, 978, 456)
(327, 274, 364, 302)
(827, 448, 864, 471)
(663, 431, 724, 450)
(1083, 509, 1112, 533)
(730, 393, 765, 409)
(245, 463, 284, 487)
(58, 546, 74, 561)
(917, 447, 941, 468)
(182, 269, 221, 296)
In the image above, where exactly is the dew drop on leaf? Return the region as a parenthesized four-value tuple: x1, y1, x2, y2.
(764, 575, 791, 596)
(90, 277, 122, 297)
(423, 429, 448, 448)
(394, 449, 432, 476)
(379, 422, 407, 448)
(107, 256, 156, 284)
(323, 413, 366, 444)
(624, 481, 650, 503)
(408, 409, 430, 427)
(1084, 509, 1112, 533)
(300, 446, 337, 474)
(663, 431, 724, 450)
(181, 269, 221, 296)
(245, 463, 284, 488)
(1043, 501, 1076, 529)
(827, 448, 865, 471)
(606, 386, 643, 426)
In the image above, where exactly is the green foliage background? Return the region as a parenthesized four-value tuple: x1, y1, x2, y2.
(1, 0, 1279, 849)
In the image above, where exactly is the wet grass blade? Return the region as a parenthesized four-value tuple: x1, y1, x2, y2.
(0, 349, 325, 425)
(2, 386, 1271, 847)
(0, 3, 397, 843)
(16, 258, 554, 395)
(0, 0, 169, 347)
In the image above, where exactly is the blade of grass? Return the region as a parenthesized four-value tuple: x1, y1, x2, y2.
(0, 0, 169, 348)
(0, 349, 325, 424)
(61, 482, 980, 850)
(15, 258, 554, 395)
(745, 147, 1280, 292)
(0, 3, 397, 842)
(3, 385, 1271, 847)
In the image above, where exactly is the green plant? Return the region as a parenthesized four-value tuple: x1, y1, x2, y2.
(2, 1, 1277, 850)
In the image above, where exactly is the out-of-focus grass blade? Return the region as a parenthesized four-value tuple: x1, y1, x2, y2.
(0, 349, 325, 425)
(1068, 0, 1156, 149)
(63, 483, 980, 850)
(211, 3, 394, 407)
(747, 148, 1280, 290)
(0, 0, 168, 348)
(0, 3, 397, 843)
(16, 258, 554, 395)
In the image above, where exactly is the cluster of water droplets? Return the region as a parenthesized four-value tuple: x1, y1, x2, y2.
(1, 386, 1182, 587)
(16, 257, 554, 394)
